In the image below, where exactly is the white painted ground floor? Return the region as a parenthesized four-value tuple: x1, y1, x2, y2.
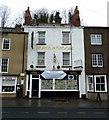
(25, 70, 86, 98)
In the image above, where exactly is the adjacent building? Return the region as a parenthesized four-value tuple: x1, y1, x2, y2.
(0, 28, 28, 97)
(84, 27, 109, 100)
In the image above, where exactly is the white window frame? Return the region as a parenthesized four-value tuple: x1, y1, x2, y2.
(63, 52, 70, 66)
(2, 38, 10, 50)
(38, 32, 45, 44)
(87, 75, 94, 92)
(1, 58, 9, 73)
(94, 75, 107, 92)
(2, 76, 17, 93)
(92, 54, 103, 67)
(62, 32, 70, 44)
(87, 75, 107, 92)
(90, 34, 102, 45)
(37, 52, 45, 66)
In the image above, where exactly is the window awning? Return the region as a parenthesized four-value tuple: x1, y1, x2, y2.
(41, 71, 67, 79)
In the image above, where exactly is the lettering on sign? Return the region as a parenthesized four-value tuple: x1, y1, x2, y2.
(36, 46, 72, 50)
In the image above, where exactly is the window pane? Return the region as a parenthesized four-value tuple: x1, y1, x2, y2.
(91, 34, 102, 45)
(41, 80, 53, 90)
(92, 54, 97, 66)
(63, 53, 70, 65)
(88, 76, 93, 91)
(101, 84, 105, 91)
(38, 53, 45, 65)
(38, 32, 45, 44)
(3, 38, 10, 50)
(98, 54, 103, 66)
(55, 80, 66, 90)
(96, 84, 100, 91)
(101, 76, 105, 83)
(88, 76, 93, 83)
(1, 58, 8, 72)
(63, 32, 70, 44)
(96, 77, 100, 83)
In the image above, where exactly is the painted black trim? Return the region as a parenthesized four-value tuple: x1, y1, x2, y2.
(62, 66, 72, 68)
(74, 66, 83, 69)
(36, 43, 46, 45)
(36, 66, 46, 68)
(86, 73, 108, 75)
(61, 43, 71, 45)
(0, 74, 20, 76)
(88, 91, 108, 93)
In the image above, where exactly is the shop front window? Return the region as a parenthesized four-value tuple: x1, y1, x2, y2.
(2, 77, 16, 93)
(87, 75, 107, 92)
(41, 80, 53, 90)
(95, 76, 106, 92)
(87, 75, 94, 91)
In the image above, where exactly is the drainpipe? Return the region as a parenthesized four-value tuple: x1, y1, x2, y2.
(22, 34, 25, 73)
(70, 25, 73, 69)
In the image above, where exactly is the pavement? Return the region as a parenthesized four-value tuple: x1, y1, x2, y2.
(1, 97, 109, 109)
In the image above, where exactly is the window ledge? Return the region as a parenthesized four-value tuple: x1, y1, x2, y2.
(2, 92, 16, 94)
(62, 66, 72, 68)
(2, 49, 10, 51)
(92, 66, 103, 68)
(36, 43, 46, 45)
(61, 43, 71, 45)
(36, 66, 46, 68)
(1, 72, 8, 73)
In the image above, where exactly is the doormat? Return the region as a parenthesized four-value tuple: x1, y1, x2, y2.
(54, 99, 68, 103)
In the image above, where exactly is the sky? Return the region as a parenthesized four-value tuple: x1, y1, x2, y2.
(0, 0, 108, 26)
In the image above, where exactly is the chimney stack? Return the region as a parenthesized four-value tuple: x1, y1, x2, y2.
(72, 6, 80, 26)
(25, 7, 31, 25)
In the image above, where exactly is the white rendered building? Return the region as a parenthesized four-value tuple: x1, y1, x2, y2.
(24, 24, 85, 98)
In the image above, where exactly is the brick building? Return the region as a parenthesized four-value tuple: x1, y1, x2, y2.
(84, 27, 109, 100)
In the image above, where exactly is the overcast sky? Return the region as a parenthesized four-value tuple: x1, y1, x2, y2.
(0, 0, 108, 26)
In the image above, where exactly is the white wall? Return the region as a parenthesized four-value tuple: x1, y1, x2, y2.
(24, 25, 85, 97)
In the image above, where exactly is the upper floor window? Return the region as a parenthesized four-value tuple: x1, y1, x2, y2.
(1, 58, 9, 73)
(63, 52, 70, 66)
(90, 34, 102, 45)
(2, 38, 10, 50)
(37, 52, 45, 66)
(92, 54, 103, 67)
(38, 32, 45, 44)
(62, 32, 70, 44)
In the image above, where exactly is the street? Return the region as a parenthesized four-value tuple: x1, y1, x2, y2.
(1, 98, 109, 120)
(2, 107, 109, 119)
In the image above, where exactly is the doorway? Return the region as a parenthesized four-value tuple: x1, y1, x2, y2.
(32, 80, 39, 97)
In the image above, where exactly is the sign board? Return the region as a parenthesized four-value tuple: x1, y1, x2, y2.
(21, 80, 24, 85)
(68, 75, 74, 80)
(21, 73, 25, 76)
